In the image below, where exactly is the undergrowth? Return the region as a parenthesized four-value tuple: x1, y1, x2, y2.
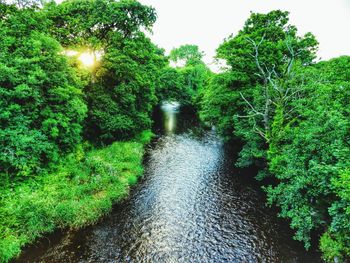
(0, 131, 153, 262)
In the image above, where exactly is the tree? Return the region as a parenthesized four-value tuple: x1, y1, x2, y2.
(0, 5, 87, 183)
(200, 72, 244, 140)
(267, 63, 350, 247)
(201, 10, 318, 167)
(266, 56, 350, 258)
(0, 0, 44, 8)
(163, 45, 211, 106)
(199, 10, 350, 257)
(43, 0, 166, 143)
(44, 0, 157, 49)
(156, 67, 190, 104)
(85, 32, 166, 142)
(217, 10, 317, 141)
(169, 44, 205, 67)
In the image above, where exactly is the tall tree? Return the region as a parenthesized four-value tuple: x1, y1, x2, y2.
(202, 10, 318, 166)
(44, 0, 166, 143)
(85, 32, 166, 142)
(0, 4, 87, 183)
(200, 10, 350, 260)
(266, 56, 350, 258)
(163, 44, 211, 106)
(45, 0, 157, 49)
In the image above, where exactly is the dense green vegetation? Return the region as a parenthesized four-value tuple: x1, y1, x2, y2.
(0, 131, 152, 262)
(0, 0, 166, 261)
(157, 44, 212, 106)
(85, 33, 166, 142)
(200, 10, 350, 261)
(43, 0, 167, 142)
(0, 0, 165, 182)
(0, 0, 349, 262)
(0, 3, 87, 184)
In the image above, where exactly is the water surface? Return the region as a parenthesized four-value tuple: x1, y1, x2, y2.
(17, 103, 321, 263)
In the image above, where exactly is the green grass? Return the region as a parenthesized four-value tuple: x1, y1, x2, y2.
(0, 131, 153, 262)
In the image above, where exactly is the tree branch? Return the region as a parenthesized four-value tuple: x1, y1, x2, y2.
(239, 92, 264, 116)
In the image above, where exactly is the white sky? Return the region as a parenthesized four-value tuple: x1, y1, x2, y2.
(139, 0, 350, 69)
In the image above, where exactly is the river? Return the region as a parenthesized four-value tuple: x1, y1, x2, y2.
(17, 102, 321, 262)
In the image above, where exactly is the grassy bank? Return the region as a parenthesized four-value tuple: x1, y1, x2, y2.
(0, 131, 153, 262)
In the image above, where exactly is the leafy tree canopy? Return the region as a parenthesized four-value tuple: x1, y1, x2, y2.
(44, 0, 157, 48)
(170, 44, 205, 67)
(200, 9, 350, 261)
(0, 4, 87, 183)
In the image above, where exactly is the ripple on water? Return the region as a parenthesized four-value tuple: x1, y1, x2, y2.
(17, 131, 321, 263)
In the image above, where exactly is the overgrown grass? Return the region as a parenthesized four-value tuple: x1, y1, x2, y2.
(0, 131, 153, 262)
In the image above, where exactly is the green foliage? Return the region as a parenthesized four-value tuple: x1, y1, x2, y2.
(43, 0, 166, 143)
(156, 66, 191, 104)
(265, 57, 350, 253)
(320, 231, 348, 262)
(200, 8, 350, 261)
(201, 10, 318, 166)
(0, 5, 87, 182)
(0, 1, 164, 260)
(1, 0, 43, 9)
(157, 45, 211, 106)
(322, 168, 350, 261)
(134, 130, 155, 145)
(200, 72, 241, 140)
(217, 10, 318, 80)
(267, 74, 349, 244)
(0, 0, 179, 262)
(2, 1, 349, 261)
(202, 10, 315, 153)
(85, 32, 166, 142)
(169, 44, 204, 67)
(178, 62, 212, 106)
(44, 0, 157, 48)
(0, 139, 147, 262)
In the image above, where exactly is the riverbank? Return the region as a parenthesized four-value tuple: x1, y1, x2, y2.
(13, 102, 322, 263)
(0, 131, 153, 262)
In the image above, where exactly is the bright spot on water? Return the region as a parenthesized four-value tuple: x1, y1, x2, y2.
(161, 101, 180, 111)
(161, 101, 180, 134)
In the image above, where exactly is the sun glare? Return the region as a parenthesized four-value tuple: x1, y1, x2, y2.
(79, 52, 95, 67)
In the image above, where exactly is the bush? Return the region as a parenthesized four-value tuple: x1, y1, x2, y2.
(0, 6, 87, 182)
(0, 132, 151, 262)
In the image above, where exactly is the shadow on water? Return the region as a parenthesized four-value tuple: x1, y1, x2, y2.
(16, 102, 322, 263)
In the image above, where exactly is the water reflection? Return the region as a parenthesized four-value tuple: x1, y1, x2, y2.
(160, 101, 180, 134)
(16, 104, 322, 263)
